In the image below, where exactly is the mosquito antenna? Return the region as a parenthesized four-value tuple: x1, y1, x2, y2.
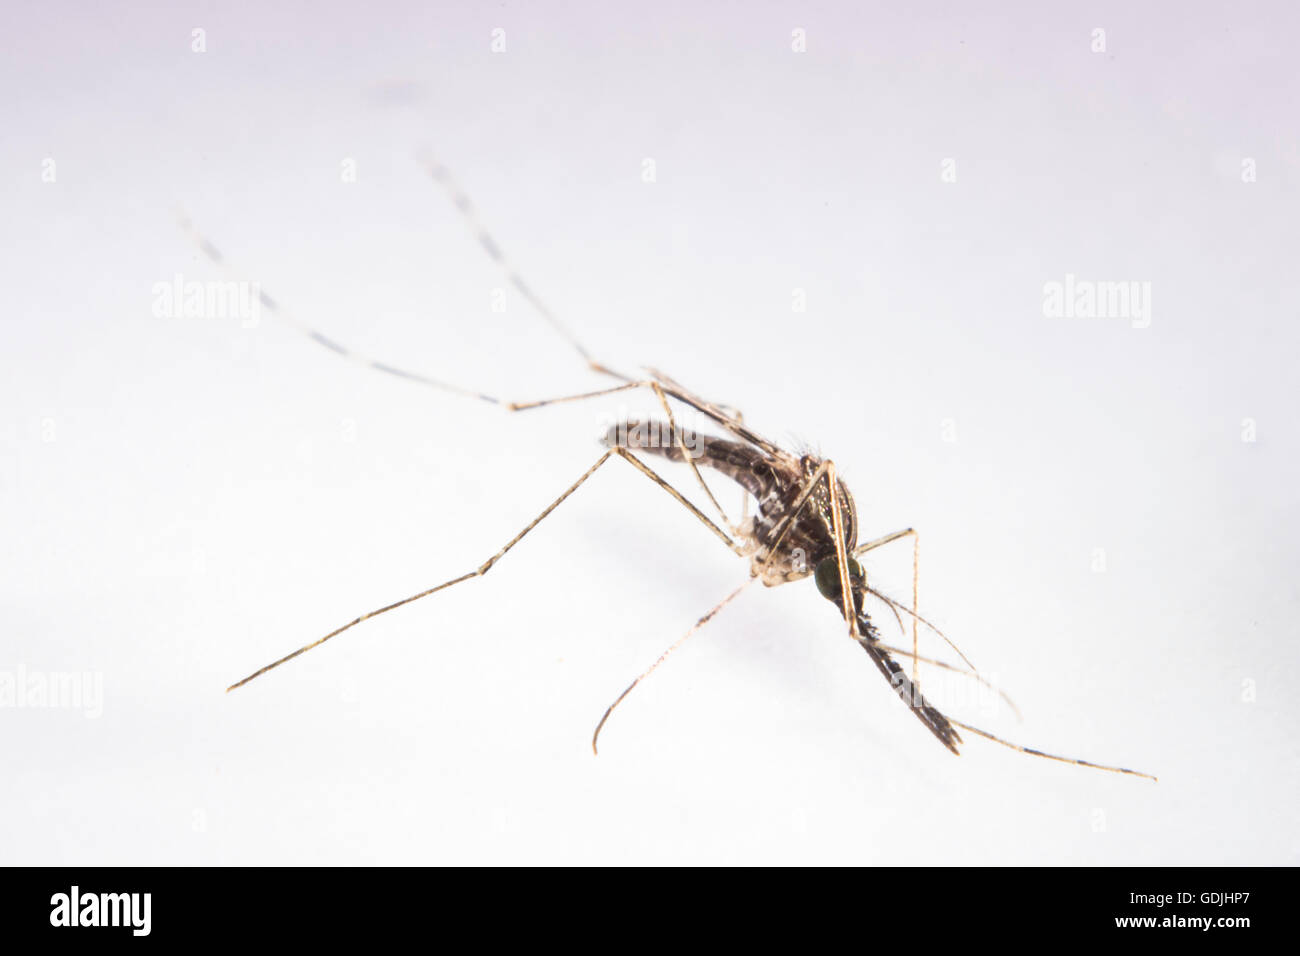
(592, 579, 753, 754)
(951, 718, 1157, 781)
(857, 584, 1147, 776)
(866, 585, 979, 674)
(873, 586, 908, 638)
(868, 634, 1023, 722)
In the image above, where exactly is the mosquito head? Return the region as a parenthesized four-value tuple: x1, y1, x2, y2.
(813, 555, 864, 605)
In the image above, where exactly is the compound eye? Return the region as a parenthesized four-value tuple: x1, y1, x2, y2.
(814, 556, 862, 600)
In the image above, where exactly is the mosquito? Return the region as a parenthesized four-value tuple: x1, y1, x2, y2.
(184, 155, 1156, 781)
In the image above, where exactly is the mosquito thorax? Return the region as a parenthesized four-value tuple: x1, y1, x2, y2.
(814, 556, 863, 602)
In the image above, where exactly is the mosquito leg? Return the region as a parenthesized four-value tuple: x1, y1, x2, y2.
(859, 579, 1009, 715)
(864, 584, 978, 674)
(950, 719, 1156, 781)
(765, 474, 962, 752)
(824, 462, 860, 637)
(176, 213, 516, 405)
(504, 378, 735, 446)
(854, 527, 921, 684)
(225, 450, 617, 690)
(863, 585, 1157, 770)
(868, 638, 1021, 721)
(645, 369, 784, 458)
(177, 228, 775, 452)
(227, 447, 738, 691)
(647, 382, 734, 532)
(174, 228, 790, 475)
(182, 186, 776, 455)
(417, 153, 629, 383)
(172, 229, 755, 434)
(857, 529, 992, 695)
(511, 378, 778, 540)
(756, 459, 858, 634)
(853, 528, 915, 556)
(860, 576, 1144, 773)
(729, 407, 749, 525)
(179, 189, 642, 409)
(505, 381, 647, 411)
(591, 578, 755, 754)
(611, 447, 741, 555)
(169, 229, 655, 414)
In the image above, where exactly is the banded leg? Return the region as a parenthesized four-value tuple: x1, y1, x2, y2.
(857, 599, 1152, 777)
(950, 719, 1157, 780)
(178, 208, 624, 408)
(417, 153, 630, 383)
(181, 151, 629, 405)
(226, 447, 738, 691)
(180, 204, 781, 501)
(177, 213, 761, 533)
(176, 212, 749, 544)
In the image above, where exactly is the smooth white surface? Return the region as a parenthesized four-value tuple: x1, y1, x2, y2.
(2, 2, 1297, 865)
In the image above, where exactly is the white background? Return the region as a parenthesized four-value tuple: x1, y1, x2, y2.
(2, 2, 1297, 864)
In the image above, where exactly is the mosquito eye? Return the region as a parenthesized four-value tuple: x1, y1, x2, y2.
(814, 557, 862, 600)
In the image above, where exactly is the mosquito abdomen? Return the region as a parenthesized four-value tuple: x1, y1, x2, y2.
(604, 420, 776, 494)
